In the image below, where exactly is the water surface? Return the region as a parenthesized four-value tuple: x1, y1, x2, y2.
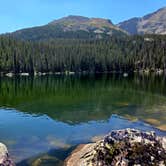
(0, 74, 166, 165)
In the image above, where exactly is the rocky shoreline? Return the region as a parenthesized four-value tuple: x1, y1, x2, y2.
(65, 129, 166, 166)
(0, 143, 14, 166)
(0, 129, 166, 166)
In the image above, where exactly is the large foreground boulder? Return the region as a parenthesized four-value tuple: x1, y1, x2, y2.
(0, 143, 14, 166)
(65, 129, 166, 166)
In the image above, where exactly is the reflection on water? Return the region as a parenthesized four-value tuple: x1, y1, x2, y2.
(0, 74, 166, 165)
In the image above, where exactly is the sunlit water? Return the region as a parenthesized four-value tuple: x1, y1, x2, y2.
(0, 74, 166, 165)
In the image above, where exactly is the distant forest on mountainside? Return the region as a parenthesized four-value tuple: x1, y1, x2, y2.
(0, 12, 166, 75)
(0, 35, 166, 75)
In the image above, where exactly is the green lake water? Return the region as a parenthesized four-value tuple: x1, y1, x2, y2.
(0, 74, 166, 165)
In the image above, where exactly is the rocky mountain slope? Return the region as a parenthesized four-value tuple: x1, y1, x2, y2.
(10, 15, 127, 41)
(7, 7, 166, 39)
(118, 7, 166, 35)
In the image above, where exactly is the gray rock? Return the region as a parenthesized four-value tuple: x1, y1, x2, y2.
(65, 129, 166, 166)
(118, 7, 166, 35)
(0, 143, 15, 166)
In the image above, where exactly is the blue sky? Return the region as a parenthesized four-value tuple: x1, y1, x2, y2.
(0, 0, 166, 34)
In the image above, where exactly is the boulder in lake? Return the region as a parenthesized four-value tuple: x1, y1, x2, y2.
(0, 143, 15, 166)
(65, 129, 166, 166)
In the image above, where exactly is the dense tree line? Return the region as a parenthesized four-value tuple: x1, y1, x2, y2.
(0, 35, 166, 74)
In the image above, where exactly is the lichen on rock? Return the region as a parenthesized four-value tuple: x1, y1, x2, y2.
(0, 143, 15, 166)
(65, 129, 166, 166)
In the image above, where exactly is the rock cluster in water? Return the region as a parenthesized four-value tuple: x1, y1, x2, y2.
(65, 129, 166, 166)
(0, 143, 14, 166)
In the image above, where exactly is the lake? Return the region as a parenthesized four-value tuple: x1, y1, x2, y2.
(0, 74, 166, 166)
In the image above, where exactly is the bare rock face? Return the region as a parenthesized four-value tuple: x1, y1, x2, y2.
(118, 7, 166, 35)
(65, 129, 166, 166)
(0, 143, 15, 166)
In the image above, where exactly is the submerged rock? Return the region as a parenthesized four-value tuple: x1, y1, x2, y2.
(65, 129, 166, 166)
(29, 154, 63, 166)
(0, 143, 15, 166)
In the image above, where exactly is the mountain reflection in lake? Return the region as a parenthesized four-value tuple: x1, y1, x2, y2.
(0, 74, 166, 165)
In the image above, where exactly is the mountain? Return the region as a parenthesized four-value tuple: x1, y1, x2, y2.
(118, 7, 166, 35)
(10, 15, 127, 41)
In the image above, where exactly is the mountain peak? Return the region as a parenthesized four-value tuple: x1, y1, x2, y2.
(10, 15, 127, 41)
(48, 15, 123, 35)
(143, 6, 166, 20)
(49, 15, 113, 26)
(50, 15, 89, 24)
(157, 6, 166, 12)
(118, 6, 166, 35)
(66, 15, 89, 20)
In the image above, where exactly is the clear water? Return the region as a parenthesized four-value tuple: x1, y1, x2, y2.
(0, 74, 166, 165)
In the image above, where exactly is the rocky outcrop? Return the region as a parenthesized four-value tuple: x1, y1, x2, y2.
(65, 129, 166, 166)
(118, 7, 166, 35)
(0, 143, 14, 166)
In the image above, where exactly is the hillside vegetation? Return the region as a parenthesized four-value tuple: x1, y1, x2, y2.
(0, 35, 166, 74)
(10, 16, 127, 41)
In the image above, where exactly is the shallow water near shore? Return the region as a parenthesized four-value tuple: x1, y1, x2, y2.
(0, 74, 166, 165)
